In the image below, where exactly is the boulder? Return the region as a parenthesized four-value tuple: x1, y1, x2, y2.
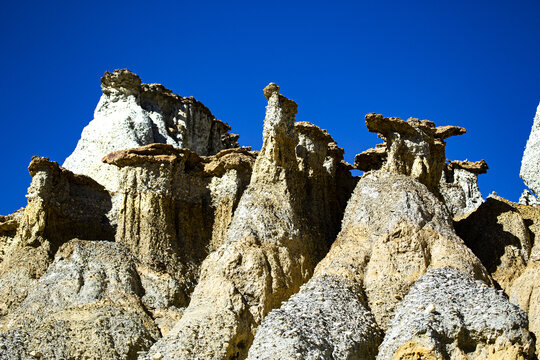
(377, 267, 535, 360)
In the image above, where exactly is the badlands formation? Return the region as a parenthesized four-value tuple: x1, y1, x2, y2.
(0, 69, 538, 360)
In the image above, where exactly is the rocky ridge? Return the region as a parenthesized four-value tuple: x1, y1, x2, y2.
(0, 70, 538, 360)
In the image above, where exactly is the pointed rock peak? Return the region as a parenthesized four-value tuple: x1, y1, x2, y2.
(101, 69, 142, 97)
(263, 82, 280, 99)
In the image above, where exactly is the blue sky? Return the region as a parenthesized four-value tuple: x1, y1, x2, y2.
(1, 0, 539, 215)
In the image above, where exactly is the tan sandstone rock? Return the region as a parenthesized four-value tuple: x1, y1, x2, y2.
(355, 113, 466, 196)
(103, 143, 256, 331)
(0, 239, 160, 359)
(454, 195, 532, 293)
(0, 157, 114, 317)
(143, 83, 353, 360)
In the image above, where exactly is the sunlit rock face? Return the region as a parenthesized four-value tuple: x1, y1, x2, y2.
(1, 70, 540, 360)
(521, 102, 540, 198)
(63, 69, 239, 193)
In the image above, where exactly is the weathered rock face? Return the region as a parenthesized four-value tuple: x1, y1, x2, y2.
(520, 102, 540, 197)
(455, 195, 532, 293)
(103, 143, 255, 331)
(0, 157, 113, 317)
(0, 209, 22, 265)
(315, 171, 490, 330)
(63, 69, 239, 194)
(509, 262, 540, 356)
(440, 159, 488, 218)
(247, 275, 383, 360)
(0, 240, 160, 359)
(143, 84, 353, 360)
(354, 113, 466, 195)
(246, 170, 490, 359)
(377, 267, 535, 360)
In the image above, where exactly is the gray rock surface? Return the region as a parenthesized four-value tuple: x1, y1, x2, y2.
(377, 267, 535, 360)
(440, 160, 488, 217)
(63, 69, 239, 194)
(0, 239, 160, 359)
(521, 102, 540, 197)
(246, 275, 383, 360)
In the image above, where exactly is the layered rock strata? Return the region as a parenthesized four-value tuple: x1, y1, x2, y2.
(63, 69, 239, 194)
(520, 102, 540, 197)
(0, 240, 160, 359)
(103, 143, 256, 332)
(440, 159, 488, 217)
(0, 157, 113, 316)
(143, 84, 352, 360)
(354, 113, 466, 195)
(377, 267, 535, 360)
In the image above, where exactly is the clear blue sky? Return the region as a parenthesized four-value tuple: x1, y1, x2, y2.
(1, 0, 539, 215)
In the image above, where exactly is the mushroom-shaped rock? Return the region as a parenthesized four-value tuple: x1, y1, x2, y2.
(360, 113, 466, 195)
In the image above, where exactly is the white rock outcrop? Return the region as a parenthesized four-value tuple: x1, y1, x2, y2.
(520, 102, 540, 197)
(63, 69, 238, 193)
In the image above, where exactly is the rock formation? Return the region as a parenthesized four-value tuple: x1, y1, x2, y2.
(103, 143, 256, 332)
(0, 240, 160, 359)
(63, 69, 239, 195)
(377, 267, 535, 359)
(520, 189, 539, 206)
(0, 71, 539, 360)
(354, 113, 466, 195)
(455, 194, 532, 293)
(143, 83, 353, 360)
(440, 159, 488, 217)
(0, 157, 113, 317)
(521, 101, 540, 197)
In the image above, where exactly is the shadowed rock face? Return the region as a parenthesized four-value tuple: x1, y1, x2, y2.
(521, 102, 540, 197)
(0, 157, 113, 317)
(377, 267, 535, 360)
(454, 195, 531, 293)
(355, 113, 466, 196)
(63, 69, 239, 194)
(142, 84, 354, 360)
(440, 159, 488, 218)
